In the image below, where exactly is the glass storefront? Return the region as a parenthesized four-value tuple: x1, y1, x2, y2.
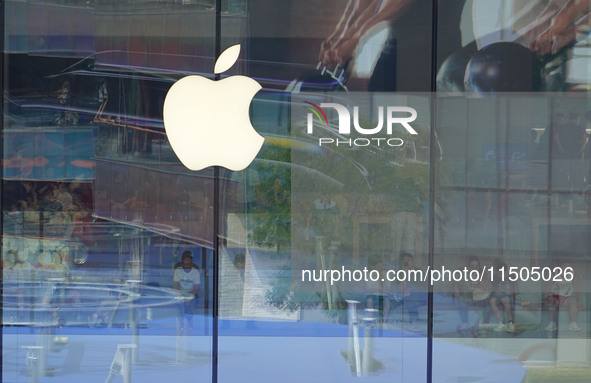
(3, 1, 591, 382)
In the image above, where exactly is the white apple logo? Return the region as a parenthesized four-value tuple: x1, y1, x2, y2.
(163, 44, 264, 171)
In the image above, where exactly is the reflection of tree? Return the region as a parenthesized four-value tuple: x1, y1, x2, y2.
(250, 146, 291, 251)
(265, 265, 348, 323)
(291, 124, 441, 253)
(262, 122, 453, 316)
(265, 265, 320, 312)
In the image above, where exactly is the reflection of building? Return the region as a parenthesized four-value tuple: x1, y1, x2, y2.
(2, 1, 591, 383)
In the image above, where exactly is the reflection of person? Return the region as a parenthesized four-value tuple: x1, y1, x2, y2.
(174, 251, 201, 314)
(453, 256, 491, 332)
(530, 0, 590, 55)
(544, 260, 582, 332)
(489, 259, 516, 333)
(442, 1, 590, 92)
(319, 1, 590, 92)
(319, 0, 465, 91)
(173, 250, 199, 358)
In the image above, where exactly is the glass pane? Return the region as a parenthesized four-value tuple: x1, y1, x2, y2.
(434, 94, 591, 383)
(3, 2, 215, 382)
(436, 7, 591, 379)
(220, 0, 437, 381)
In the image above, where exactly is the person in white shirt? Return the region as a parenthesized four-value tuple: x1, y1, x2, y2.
(174, 250, 200, 315)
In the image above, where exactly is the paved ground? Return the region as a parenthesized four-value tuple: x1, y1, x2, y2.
(2, 316, 527, 383)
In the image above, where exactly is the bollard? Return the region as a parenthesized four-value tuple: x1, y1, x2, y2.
(362, 309, 378, 375)
(22, 346, 43, 383)
(38, 326, 52, 376)
(346, 300, 361, 377)
(120, 345, 134, 383)
(346, 300, 359, 357)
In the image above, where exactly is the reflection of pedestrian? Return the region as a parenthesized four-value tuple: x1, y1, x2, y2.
(440, 1, 588, 92)
(544, 259, 582, 332)
(173, 251, 199, 364)
(453, 256, 491, 333)
(319, 1, 584, 92)
(318, 0, 465, 91)
(174, 251, 200, 310)
(530, 0, 590, 55)
(489, 259, 516, 333)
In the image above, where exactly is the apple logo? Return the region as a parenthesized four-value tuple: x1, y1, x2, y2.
(163, 44, 264, 171)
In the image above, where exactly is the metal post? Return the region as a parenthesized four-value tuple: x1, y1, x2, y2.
(317, 237, 332, 310)
(346, 300, 361, 376)
(212, 3, 222, 382)
(346, 300, 358, 357)
(362, 309, 378, 375)
(121, 346, 133, 383)
(22, 346, 43, 383)
(125, 280, 141, 362)
(353, 320, 362, 377)
(38, 327, 50, 375)
(427, 2, 439, 382)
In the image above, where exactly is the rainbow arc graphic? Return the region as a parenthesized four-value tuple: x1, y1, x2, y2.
(305, 102, 328, 125)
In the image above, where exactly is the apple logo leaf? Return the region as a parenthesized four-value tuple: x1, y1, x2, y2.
(214, 44, 241, 75)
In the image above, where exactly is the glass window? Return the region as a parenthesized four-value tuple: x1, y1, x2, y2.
(3, 1, 591, 383)
(3, 2, 215, 382)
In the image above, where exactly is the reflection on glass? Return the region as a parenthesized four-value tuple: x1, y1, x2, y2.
(216, 92, 432, 382)
(434, 93, 590, 383)
(3, 1, 215, 382)
(2, 181, 214, 381)
(3, 0, 591, 382)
